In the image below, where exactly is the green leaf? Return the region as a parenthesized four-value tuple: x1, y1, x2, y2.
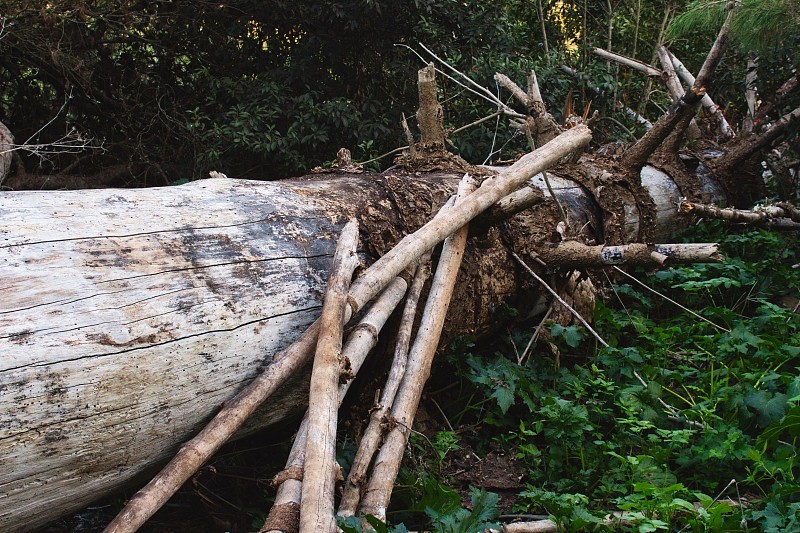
(758, 405, 800, 448)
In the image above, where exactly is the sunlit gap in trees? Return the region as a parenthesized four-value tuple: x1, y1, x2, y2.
(550, 0, 580, 55)
(246, 20, 306, 51)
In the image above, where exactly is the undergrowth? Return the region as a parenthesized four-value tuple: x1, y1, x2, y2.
(376, 223, 799, 532)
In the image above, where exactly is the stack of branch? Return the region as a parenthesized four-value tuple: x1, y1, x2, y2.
(96, 49, 744, 531)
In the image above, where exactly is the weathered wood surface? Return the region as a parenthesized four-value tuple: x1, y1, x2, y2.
(0, 175, 436, 532)
(0, 161, 724, 531)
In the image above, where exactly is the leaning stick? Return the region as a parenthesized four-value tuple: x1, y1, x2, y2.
(358, 176, 478, 521)
(338, 254, 432, 517)
(299, 220, 361, 533)
(260, 276, 409, 533)
(103, 126, 591, 533)
(592, 47, 662, 77)
(657, 46, 684, 102)
(668, 50, 735, 139)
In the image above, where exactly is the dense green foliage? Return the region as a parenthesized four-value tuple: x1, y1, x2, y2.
(4, 0, 795, 185)
(373, 225, 799, 532)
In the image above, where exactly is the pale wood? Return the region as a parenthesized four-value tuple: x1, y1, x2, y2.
(657, 46, 702, 140)
(743, 56, 759, 134)
(358, 175, 477, 521)
(680, 199, 800, 229)
(536, 241, 723, 267)
(592, 47, 662, 77)
(299, 220, 360, 533)
(668, 50, 735, 139)
(260, 277, 408, 533)
(0, 127, 588, 532)
(338, 255, 432, 517)
(657, 46, 684, 102)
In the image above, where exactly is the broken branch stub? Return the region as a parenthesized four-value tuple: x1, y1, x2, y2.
(300, 219, 361, 533)
(416, 63, 447, 150)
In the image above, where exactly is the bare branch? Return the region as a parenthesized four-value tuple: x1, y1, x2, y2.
(593, 47, 662, 77)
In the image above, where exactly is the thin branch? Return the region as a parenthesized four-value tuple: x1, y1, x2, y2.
(612, 266, 729, 333)
(592, 47, 662, 77)
(511, 252, 609, 348)
(511, 252, 695, 424)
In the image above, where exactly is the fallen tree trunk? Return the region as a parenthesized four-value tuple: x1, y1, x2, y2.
(1, 143, 726, 530)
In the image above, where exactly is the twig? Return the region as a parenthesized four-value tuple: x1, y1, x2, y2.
(511, 252, 696, 424)
(612, 266, 729, 333)
(511, 252, 608, 348)
(518, 307, 553, 365)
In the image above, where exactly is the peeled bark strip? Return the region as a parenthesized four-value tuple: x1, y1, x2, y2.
(338, 255, 431, 517)
(536, 241, 722, 268)
(261, 277, 408, 533)
(358, 176, 477, 521)
(299, 220, 360, 533)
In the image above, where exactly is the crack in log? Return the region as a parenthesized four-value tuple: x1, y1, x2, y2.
(0, 217, 297, 249)
(93, 254, 332, 285)
(0, 305, 321, 372)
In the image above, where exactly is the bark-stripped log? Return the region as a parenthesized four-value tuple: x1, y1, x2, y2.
(1, 139, 728, 531)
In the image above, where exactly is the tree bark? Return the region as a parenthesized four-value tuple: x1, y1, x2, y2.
(1, 124, 736, 531)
